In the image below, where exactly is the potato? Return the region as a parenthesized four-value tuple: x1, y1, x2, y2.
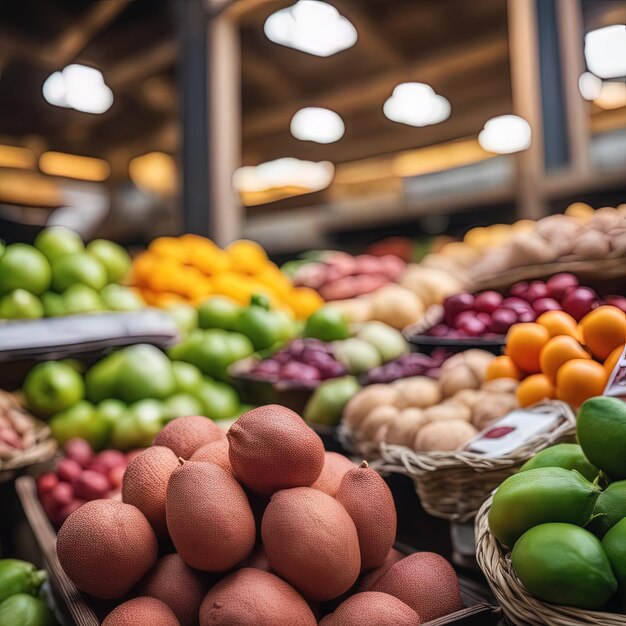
(384, 408, 429, 447)
(423, 401, 472, 423)
(508, 232, 559, 266)
(451, 389, 486, 410)
(359, 405, 400, 441)
(371, 285, 424, 329)
(326, 298, 372, 324)
(572, 230, 610, 260)
(481, 378, 519, 394)
(439, 365, 482, 398)
(344, 385, 398, 428)
(441, 350, 494, 375)
(414, 420, 478, 452)
(392, 377, 441, 409)
(471, 393, 518, 430)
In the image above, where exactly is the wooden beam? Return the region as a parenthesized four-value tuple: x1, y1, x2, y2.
(107, 40, 177, 89)
(242, 48, 297, 101)
(243, 34, 508, 140)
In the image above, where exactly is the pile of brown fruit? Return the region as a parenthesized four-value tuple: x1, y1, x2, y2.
(56, 409, 463, 625)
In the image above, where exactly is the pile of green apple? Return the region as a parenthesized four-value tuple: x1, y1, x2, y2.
(0, 227, 142, 319)
(22, 344, 246, 450)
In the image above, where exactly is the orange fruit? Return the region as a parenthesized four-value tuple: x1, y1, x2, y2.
(506, 323, 550, 374)
(516, 374, 556, 408)
(580, 305, 626, 360)
(539, 335, 590, 381)
(555, 359, 608, 407)
(536, 310, 581, 340)
(605, 344, 624, 376)
(485, 355, 522, 381)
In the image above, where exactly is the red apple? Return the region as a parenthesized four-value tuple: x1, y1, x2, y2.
(37, 472, 58, 496)
(456, 316, 486, 337)
(501, 297, 532, 315)
(443, 293, 475, 326)
(476, 312, 492, 327)
(64, 438, 93, 469)
(532, 297, 561, 315)
(57, 458, 82, 485)
(518, 310, 537, 322)
(510, 281, 529, 298)
(604, 295, 626, 313)
(546, 273, 579, 301)
(524, 281, 549, 303)
(489, 308, 518, 334)
(562, 287, 598, 321)
(475, 291, 503, 314)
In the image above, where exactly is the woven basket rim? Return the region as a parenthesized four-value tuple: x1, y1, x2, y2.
(475, 494, 626, 625)
(0, 413, 57, 473)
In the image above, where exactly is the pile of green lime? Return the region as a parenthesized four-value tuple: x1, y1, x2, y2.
(488, 396, 626, 611)
(0, 227, 141, 320)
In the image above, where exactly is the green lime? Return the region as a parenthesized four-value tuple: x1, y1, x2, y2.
(49, 401, 110, 450)
(100, 284, 143, 312)
(0, 244, 51, 296)
(86, 239, 131, 283)
(111, 414, 144, 450)
(589, 481, 626, 538)
(304, 306, 350, 342)
(172, 361, 203, 394)
(273, 309, 297, 342)
(512, 523, 617, 609)
(165, 393, 203, 419)
(197, 296, 240, 331)
(194, 380, 240, 421)
(304, 376, 360, 426)
(96, 399, 127, 425)
(236, 306, 280, 351)
(603, 517, 626, 603)
(41, 292, 66, 317)
(0, 290, 43, 319)
(0, 593, 55, 626)
(23, 361, 85, 418)
(166, 304, 198, 336)
(578, 397, 626, 479)
(116, 344, 175, 403)
(34, 227, 83, 263)
(51, 252, 107, 292)
(521, 444, 599, 482)
(489, 467, 600, 548)
(225, 332, 255, 363)
(62, 284, 103, 314)
(177, 330, 233, 380)
(85, 351, 125, 403)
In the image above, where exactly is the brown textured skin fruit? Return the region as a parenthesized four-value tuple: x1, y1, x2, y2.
(227, 405, 324, 494)
(247, 544, 272, 573)
(190, 438, 231, 472)
(57, 500, 157, 599)
(359, 548, 404, 591)
(166, 460, 255, 571)
(320, 592, 421, 626)
(261, 487, 361, 601)
(154, 415, 224, 459)
(311, 452, 356, 497)
(103, 597, 180, 626)
(122, 445, 179, 538)
(371, 552, 463, 622)
(138, 553, 210, 626)
(336, 463, 397, 572)
(199, 568, 316, 626)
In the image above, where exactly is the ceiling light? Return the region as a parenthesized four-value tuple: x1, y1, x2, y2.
(0, 145, 35, 170)
(383, 83, 450, 127)
(264, 1, 357, 57)
(478, 115, 531, 154)
(43, 64, 113, 114)
(579, 72, 603, 100)
(594, 81, 626, 110)
(584, 24, 626, 79)
(39, 152, 110, 181)
(129, 152, 177, 197)
(233, 158, 334, 193)
(290, 107, 345, 143)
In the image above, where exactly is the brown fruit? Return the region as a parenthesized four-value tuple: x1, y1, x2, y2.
(359, 548, 404, 592)
(371, 552, 462, 622)
(122, 445, 179, 538)
(247, 544, 272, 573)
(166, 460, 255, 571)
(138, 553, 210, 626)
(261, 487, 360, 601)
(190, 438, 231, 472)
(103, 597, 180, 626)
(336, 462, 396, 571)
(199, 568, 316, 626)
(311, 452, 356, 497)
(57, 500, 157, 599)
(227, 405, 324, 495)
(154, 415, 224, 460)
(320, 592, 421, 626)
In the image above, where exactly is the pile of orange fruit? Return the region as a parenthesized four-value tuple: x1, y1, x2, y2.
(131, 235, 323, 319)
(487, 305, 625, 407)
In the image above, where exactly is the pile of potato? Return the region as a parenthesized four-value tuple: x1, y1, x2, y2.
(343, 350, 519, 453)
(0, 391, 45, 460)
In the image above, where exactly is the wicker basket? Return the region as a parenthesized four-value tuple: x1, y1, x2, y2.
(376, 401, 576, 522)
(475, 494, 626, 626)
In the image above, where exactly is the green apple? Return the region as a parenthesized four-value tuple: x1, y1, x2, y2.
(175, 329, 233, 381)
(62, 284, 103, 314)
(171, 361, 203, 394)
(86, 239, 131, 283)
(166, 304, 198, 337)
(165, 393, 203, 419)
(111, 415, 144, 450)
(194, 380, 240, 421)
(198, 296, 240, 331)
(85, 351, 125, 402)
(34, 227, 84, 263)
(23, 361, 85, 418)
(96, 399, 127, 425)
(41, 292, 66, 317)
(116, 344, 175, 403)
(0, 244, 51, 296)
(49, 401, 110, 449)
(128, 400, 166, 445)
(101, 284, 144, 312)
(0, 289, 43, 319)
(224, 332, 255, 363)
(51, 252, 107, 292)
(0, 241, 5, 258)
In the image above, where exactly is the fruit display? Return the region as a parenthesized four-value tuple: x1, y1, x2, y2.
(486, 304, 625, 407)
(0, 227, 141, 320)
(54, 405, 464, 625)
(0, 558, 55, 626)
(362, 349, 449, 385)
(343, 350, 519, 451)
(0, 391, 49, 460)
(286, 250, 406, 301)
(486, 396, 626, 613)
(131, 235, 323, 319)
(21, 345, 243, 450)
(37, 437, 134, 527)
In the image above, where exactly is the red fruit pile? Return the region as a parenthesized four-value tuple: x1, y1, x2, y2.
(37, 438, 137, 527)
(427, 273, 625, 339)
